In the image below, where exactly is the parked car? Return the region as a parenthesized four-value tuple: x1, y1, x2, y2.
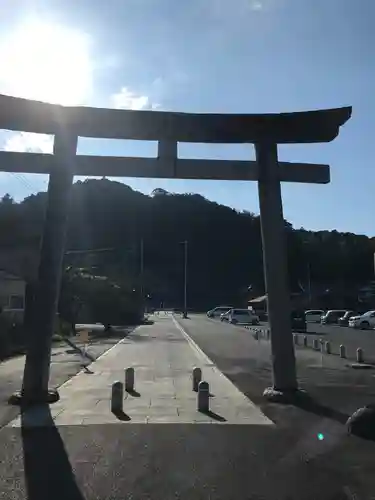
(207, 306, 232, 318)
(220, 308, 259, 325)
(321, 310, 347, 325)
(349, 311, 375, 330)
(305, 310, 324, 323)
(338, 310, 357, 327)
(291, 309, 307, 332)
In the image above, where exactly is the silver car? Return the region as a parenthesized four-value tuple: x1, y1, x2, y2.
(207, 306, 232, 318)
(220, 308, 259, 325)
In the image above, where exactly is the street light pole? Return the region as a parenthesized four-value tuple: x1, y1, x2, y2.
(307, 262, 312, 305)
(183, 241, 188, 318)
(140, 239, 144, 313)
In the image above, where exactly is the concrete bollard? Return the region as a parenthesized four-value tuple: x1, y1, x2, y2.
(192, 367, 202, 392)
(325, 341, 331, 354)
(357, 347, 364, 363)
(198, 380, 210, 412)
(125, 367, 135, 392)
(313, 338, 319, 350)
(303, 335, 308, 347)
(253, 330, 259, 340)
(340, 344, 346, 358)
(293, 334, 299, 345)
(111, 381, 123, 413)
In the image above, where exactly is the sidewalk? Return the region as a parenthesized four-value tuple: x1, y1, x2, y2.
(9, 316, 272, 427)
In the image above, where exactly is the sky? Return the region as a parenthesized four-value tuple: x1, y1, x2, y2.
(0, 0, 373, 235)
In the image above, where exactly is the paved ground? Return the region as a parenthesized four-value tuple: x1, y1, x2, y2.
(1, 315, 375, 499)
(10, 318, 271, 427)
(0, 327, 132, 428)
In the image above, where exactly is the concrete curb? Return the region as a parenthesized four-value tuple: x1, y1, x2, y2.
(172, 316, 215, 367)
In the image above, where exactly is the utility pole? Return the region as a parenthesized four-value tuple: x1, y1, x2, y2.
(140, 239, 144, 313)
(182, 240, 188, 318)
(307, 262, 312, 305)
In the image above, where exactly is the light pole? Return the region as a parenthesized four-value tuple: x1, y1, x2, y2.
(307, 262, 312, 305)
(181, 241, 188, 318)
(302, 241, 312, 306)
(139, 239, 145, 315)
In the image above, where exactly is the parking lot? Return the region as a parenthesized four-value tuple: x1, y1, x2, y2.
(258, 320, 375, 363)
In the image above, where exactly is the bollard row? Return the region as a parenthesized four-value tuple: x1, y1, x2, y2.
(111, 368, 213, 415)
(110, 367, 137, 413)
(294, 334, 366, 364)
(254, 327, 366, 365)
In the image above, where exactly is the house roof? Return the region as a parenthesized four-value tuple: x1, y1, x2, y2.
(248, 295, 267, 304)
(0, 269, 24, 281)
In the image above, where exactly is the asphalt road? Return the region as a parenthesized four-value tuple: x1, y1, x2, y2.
(177, 314, 375, 417)
(0, 327, 132, 428)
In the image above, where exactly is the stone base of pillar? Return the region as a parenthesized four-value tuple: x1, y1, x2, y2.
(8, 389, 60, 406)
(263, 386, 308, 404)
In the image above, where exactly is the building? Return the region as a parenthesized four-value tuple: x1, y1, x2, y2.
(248, 292, 308, 316)
(0, 269, 26, 310)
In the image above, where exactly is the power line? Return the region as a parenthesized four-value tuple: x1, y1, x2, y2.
(9, 172, 32, 192)
(8, 172, 37, 194)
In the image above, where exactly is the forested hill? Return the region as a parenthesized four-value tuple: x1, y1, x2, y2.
(0, 179, 373, 309)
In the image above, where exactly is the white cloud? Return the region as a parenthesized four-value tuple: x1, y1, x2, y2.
(110, 87, 160, 110)
(2, 131, 53, 153)
(250, 1, 263, 10)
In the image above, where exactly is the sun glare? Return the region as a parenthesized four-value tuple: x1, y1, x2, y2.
(0, 19, 92, 106)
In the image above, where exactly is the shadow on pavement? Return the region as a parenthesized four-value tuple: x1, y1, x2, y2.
(200, 409, 227, 422)
(126, 389, 141, 398)
(112, 409, 131, 421)
(294, 396, 349, 425)
(21, 405, 85, 500)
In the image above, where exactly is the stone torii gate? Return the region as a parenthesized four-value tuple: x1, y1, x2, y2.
(0, 94, 351, 405)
